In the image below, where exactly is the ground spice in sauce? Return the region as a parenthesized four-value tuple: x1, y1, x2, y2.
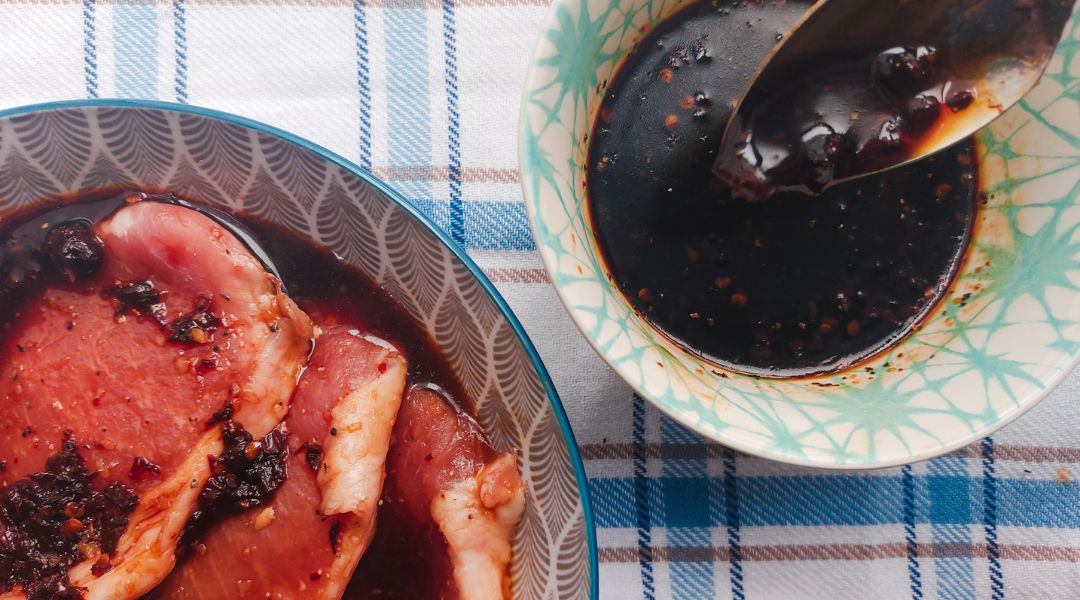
(104, 281, 223, 346)
(105, 281, 168, 325)
(182, 422, 288, 544)
(202, 422, 288, 511)
(168, 296, 220, 344)
(587, 0, 978, 376)
(0, 434, 137, 599)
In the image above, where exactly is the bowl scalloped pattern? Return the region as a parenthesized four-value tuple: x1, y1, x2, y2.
(0, 101, 594, 600)
(520, 0, 1080, 467)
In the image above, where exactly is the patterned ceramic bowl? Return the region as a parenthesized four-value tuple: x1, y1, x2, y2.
(0, 100, 597, 599)
(520, 0, 1080, 468)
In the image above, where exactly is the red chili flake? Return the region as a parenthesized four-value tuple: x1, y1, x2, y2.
(714, 276, 732, 289)
(243, 442, 262, 461)
(91, 555, 112, 577)
(600, 107, 615, 125)
(934, 182, 953, 199)
(819, 322, 834, 334)
(730, 293, 748, 306)
(679, 95, 695, 109)
(194, 356, 218, 375)
(846, 320, 861, 336)
(659, 68, 673, 83)
(685, 247, 699, 261)
(637, 288, 653, 302)
(377, 362, 388, 374)
(664, 114, 679, 130)
(63, 502, 85, 519)
(689, 312, 701, 319)
(60, 518, 84, 537)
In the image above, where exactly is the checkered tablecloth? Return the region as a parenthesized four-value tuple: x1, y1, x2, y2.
(0, 1, 1078, 598)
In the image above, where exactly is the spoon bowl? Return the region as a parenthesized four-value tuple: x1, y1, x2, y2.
(713, 0, 1077, 199)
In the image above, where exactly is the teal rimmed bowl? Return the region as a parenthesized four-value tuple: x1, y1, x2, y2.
(520, 0, 1080, 468)
(0, 99, 597, 599)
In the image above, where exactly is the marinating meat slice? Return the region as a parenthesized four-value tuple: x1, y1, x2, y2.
(153, 326, 407, 599)
(352, 388, 524, 600)
(0, 201, 313, 599)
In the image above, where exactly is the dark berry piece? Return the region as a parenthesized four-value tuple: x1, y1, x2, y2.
(43, 220, 104, 282)
(945, 88, 976, 112)
(903, 94, 941, 134)
(871, 46, 937, 96)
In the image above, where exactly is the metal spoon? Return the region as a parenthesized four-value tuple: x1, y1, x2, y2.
(711, 0, 1077, 200)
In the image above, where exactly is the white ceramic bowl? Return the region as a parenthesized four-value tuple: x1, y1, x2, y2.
(520, 0, 1080, 468)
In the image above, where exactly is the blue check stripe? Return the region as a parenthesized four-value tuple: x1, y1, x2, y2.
(632, 394, 656, 600)
(902, 464, 923, 599)
(929, 454, 974, 600)
(383, 7, 431, 207)
(660, 417, 714, 599)
(405, 198, 534, 251)
(354, 0, 372, 171)
(114, 2, 159, 99)
(724, 450, 744, 600)
(440, 0, 465, 247)
(983, 438, 1005, 599)
(173, 0, 188, 103)
(590, 475, 1080, 528)
(82, 0, 98, 98)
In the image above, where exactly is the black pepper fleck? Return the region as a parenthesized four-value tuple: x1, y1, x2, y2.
(329, 520, 341, 554)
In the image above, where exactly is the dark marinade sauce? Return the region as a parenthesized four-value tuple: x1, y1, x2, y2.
(712, 43, 977, 200)
(0, 189, 472, 598)
(245, 216, 464, 600)
(587, 0, 979, 376)
(712, 0, 1069, 200)
(0, 434, 137, 600)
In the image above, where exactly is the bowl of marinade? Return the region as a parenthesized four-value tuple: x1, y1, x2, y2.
(520, 0, 1080, 468)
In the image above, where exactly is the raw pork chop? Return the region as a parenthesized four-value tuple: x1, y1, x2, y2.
(0, 200, 313, 599)
(350, 387, 524, 600)
(154, 326, 406, 599)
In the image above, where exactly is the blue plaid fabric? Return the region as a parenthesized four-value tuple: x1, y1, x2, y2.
(0, 1, 1077, 598)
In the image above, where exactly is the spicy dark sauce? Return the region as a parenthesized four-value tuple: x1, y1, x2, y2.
(229, 215, 470, 600)
(0, 189, 470, 408)
(240, 217, 471, 406)
(713, 43, 978, 200)
(587, 0, 979, 377)
(0, 189, 474, 597)
(0, 434, 137, 600)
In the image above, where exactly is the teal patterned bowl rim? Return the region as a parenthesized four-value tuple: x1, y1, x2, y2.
(520, 0, 1080, 469)
(0, 98, 599, 599)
